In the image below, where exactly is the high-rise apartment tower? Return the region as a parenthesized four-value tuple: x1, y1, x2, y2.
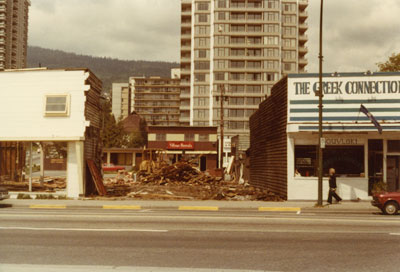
(180, 0, 308, 148)
(0, 0, 30, 70)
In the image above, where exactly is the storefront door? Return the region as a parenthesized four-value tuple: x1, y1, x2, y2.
(387, 156, 400, 192)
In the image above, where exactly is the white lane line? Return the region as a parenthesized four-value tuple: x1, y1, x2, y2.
(0, 226, 168, 232)
(0, 213, 398, 224)
(389, 233, 400, 236)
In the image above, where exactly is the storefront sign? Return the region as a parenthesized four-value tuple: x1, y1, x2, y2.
(325, 138, 359, 145)
(167, 141, 194, 150)
(292, 80, 400, 96)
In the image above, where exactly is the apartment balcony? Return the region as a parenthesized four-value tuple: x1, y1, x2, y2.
(180, 68, 191, 75)
(181, 10, 191, 16)
(180, 56, 191, 63)
(181, 45, 191, 51)
(180, 91, 191, 98)
(180, 104, 190, 111)
(299, 0, 309, 9)
(299, 10, 308, 19)
(181, 21, 191, 28)
(298, 58, 308, 66)
(299, 34, 308, 42)
(299, 22, 308, 30)
(0, 30, 4, 37)
(181, 34, 191, 40)
(299, 46, 308, 54)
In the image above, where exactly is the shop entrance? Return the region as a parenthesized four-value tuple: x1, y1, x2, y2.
(387, 156, 400, 192)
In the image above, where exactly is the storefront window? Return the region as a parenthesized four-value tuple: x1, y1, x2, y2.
(295, 145, 364, 177)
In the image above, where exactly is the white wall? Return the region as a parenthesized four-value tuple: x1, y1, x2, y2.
(0, 69, 90, 141)
(66, 141, 84, 198)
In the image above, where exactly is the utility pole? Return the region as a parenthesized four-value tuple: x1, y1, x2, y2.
(317, 0, 324, 206)
(220, 84, 225, 181)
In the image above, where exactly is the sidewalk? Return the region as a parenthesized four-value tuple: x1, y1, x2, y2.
(0, 198, 377, 213)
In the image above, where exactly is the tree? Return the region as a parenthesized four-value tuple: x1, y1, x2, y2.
(100, 100, 126, 148)
(377, 53, 400, 72)
(100, 100, 147, 148)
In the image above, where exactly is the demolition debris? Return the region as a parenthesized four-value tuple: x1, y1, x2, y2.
(103, 161, 282, 201)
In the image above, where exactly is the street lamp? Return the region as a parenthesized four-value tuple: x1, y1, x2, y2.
(317, 0, 324, 206)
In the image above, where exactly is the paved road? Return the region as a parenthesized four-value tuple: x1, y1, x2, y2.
(0, 208, 399, 272)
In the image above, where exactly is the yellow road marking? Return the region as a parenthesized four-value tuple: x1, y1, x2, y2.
(258, 207, 301, 212)
(29, 205, 66, 209)
(102, 205, 141, 210)
(178, 206, 219, 211)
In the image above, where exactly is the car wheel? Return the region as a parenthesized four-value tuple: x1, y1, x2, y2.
(383, 202, 399, 215)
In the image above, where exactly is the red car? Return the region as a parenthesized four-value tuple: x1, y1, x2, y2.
(371, 191, 400, 215)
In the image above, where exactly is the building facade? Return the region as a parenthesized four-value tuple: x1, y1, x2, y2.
(250, 72, 400, 201)
(180, 0, 308, 145)
(111, 83, 131, 121)
(0, 68, 103, 198)
(0, 0, 30, 70)
(148, 126, 218, 172)
(131, 77, 181, 126)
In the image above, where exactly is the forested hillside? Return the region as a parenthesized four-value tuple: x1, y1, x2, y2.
(27, 46, 179, 93)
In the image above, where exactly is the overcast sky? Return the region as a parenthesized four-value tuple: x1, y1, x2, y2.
(28, 0, 400, 73)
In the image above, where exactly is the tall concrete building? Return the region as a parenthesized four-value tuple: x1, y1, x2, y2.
(0, 0, 30, 70)
(112, 83, 131, 121)
(180, 0, 308, 148)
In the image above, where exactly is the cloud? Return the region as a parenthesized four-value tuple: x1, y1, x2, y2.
(307, 0, 400, 73)
(29, 0, 400, 71)
(28, 0, 181, 62)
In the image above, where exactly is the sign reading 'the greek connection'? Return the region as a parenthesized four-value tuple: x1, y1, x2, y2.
(287, 74, 400, 132)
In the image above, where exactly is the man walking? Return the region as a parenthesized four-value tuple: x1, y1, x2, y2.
(328, 168, 342, 204)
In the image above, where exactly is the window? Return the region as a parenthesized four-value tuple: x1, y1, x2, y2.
(246, 85, 262, 93)
(230, 73, 245, 81)
(185, 134, 195, 141)
(231, 36, 245, 44)
(218, 12, 226, 20)
(156, 134, 166, 141)
(247, 73, 261, 81)
(198, 14, 208, 23)
(247, 61, 261, 68)
(231, 24, 245, 32)
(295, 145, 365, 177)
(44, 94, 70, 116)
(231, 12, 245, 20)
(248, 12, 262, 20)
(231, 48, 245, 56)
(229, 109, 244, 117)
(231, 1, 245, 8)
(230, 60, 245, 68)
(195, 61, 210, 70)
(267, 0, 278, 9)
(199, 134, 209, 141)
(198, 50, 207, 58)
(230, 85, 245, 93)
(247, 24, 262, 32)
(215, 72, 225, 80)
(198, 2, 209, 10)
(229, 121, 245, 129)
(247, 49, 262, 56)
(229, 97, 244, 105)
(246, 97, 261, 105)
(247, 36, 262, 44)
(195, 74, 206, 82)
(218, 0, 226, 8)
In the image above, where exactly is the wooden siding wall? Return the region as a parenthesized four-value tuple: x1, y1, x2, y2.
(249, 77, 288, 198)
(0, 142, 25, 181)
(84, 72, 103, 195)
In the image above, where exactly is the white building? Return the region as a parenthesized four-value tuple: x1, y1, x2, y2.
(250, 72, 400, 201)
(0, 68, 103, 198)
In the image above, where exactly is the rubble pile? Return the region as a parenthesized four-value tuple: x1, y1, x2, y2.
(0, 178, 66, 192)
(103, 161, 282, 201)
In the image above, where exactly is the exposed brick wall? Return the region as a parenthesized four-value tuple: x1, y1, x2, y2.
(249, 77, 288, 199)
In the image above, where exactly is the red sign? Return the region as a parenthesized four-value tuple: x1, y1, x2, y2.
(167, 141, 194, 150)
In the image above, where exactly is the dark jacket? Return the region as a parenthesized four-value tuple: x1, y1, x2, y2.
(329, 174, 337, 188)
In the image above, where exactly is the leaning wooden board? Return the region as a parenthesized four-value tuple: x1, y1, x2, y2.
(87, 159, 107, 196)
